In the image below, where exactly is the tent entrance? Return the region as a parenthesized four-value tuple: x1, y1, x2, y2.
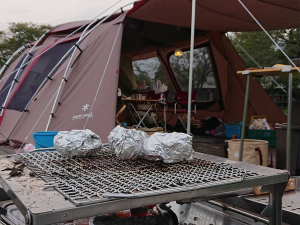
(116, 19, 225, 130)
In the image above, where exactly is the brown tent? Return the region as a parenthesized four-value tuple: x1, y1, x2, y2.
(0, 0, 298, 145)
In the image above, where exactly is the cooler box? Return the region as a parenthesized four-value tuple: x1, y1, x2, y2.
(247, 129, 276, 147)
(225, 125, 242, 139)
(32, 131, 58, 149)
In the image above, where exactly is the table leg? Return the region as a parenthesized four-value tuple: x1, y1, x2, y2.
(137, 105, 153, 128)
(261, 182, 287, 225)
(129, 103, 146, 128)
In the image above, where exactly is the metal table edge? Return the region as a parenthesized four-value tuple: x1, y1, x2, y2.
(30, 173, 289, 225)
(0, 174, 28, 217)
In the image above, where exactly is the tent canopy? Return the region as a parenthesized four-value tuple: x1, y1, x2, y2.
(0, 0, 297, 145)
(128, 0, 300, 32)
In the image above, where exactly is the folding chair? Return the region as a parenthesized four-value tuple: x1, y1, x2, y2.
(157, 90, 198, 132)
(127, 91, 169, 129)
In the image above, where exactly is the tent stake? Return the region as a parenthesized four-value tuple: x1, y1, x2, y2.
(0, 31, 49, 116)
(187, 0, 196, 135)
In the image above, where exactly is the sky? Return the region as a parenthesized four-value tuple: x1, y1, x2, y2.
(0, 0, 135, 30)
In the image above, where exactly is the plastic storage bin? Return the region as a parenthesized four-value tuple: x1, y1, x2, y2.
(32, 131, 58, 149)
(247, 129, 276, 147)
(225, 125, 242, 139)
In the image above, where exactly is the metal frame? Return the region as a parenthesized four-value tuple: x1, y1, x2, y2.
(0, 31, 48, 115)
(0, 152, 289, 225)
(128, 102, 159, 128)
(45, 1, 136, 131)
(0, 43, 31, 78)
(186, 0, 196, 135)
(7, 2, 136, 139)
(0, 31, 48, 116)
(237, 0, 299, 173)
(239, 68, 294, 173)
(220, 177, 300, 225)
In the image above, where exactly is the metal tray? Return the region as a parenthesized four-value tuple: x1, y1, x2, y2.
(0, 152, 289, 225)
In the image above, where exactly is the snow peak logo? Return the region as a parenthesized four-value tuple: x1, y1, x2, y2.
(72, 104, 93, 120)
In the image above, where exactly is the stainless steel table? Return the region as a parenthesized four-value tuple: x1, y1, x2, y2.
(0, 152, 289, 225)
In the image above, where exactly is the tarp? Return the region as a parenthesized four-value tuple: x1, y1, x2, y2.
(0, 0, 294, 146)
(8, 14, 125, 145)
(128, 0, 300, 32)
(49, 21, 89, 34)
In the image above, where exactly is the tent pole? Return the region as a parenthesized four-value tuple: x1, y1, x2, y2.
(0, 31, 49, 116)
(238, 0, 300, 72)
(44, 15, 115, 131)
(5, 45, 77, 141)
(239, 73, 251, 161)
(230, 37, 294, 101)
(45, 3, 134, 131)
(286, 72, 293, 172)
(6, 1, 132, 139)
(0, 1, 124, 86)
(187, 0, 196, 135)
(0, 43, 31, 78)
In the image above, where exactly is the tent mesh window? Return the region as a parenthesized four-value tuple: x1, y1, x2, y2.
(0, 53, 32, 106)
(7, 40, 77, 112)
(169, 47, 217, 102)
(132, 57, 175, 101)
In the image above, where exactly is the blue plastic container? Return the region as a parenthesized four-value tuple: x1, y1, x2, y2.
(32, 131, 58, 149)
(225, 125, 242, 139)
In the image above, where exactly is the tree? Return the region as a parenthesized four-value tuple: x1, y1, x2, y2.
(169, 47, 215, 101)
(229, 28, 300, 101)
(132, 62, 152, 85)
(0, 22, 52, 70)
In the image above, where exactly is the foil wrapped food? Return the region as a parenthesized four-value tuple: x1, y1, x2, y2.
(143, 132, 194, 163)
(108, 126, 148, 160)
(54, 129, 102, 158)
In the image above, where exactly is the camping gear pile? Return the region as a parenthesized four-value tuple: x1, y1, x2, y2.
(249, 118, 271, 130)
(108, 125, 194, 163)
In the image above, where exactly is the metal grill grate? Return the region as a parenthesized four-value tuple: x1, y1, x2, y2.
(17, 148, 260, 206)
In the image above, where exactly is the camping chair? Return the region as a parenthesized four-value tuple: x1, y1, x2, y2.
(157, 90, 198, 132)
(131, 90, 169, 130)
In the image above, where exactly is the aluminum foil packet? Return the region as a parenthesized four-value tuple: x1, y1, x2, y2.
(108, 126, 148, 160)
(143, 132, 194, 163)
(54, 129, 102, 158)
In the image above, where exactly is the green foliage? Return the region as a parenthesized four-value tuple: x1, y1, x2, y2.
(132, 48, 217, 101)
(0, 22, 52, 69)
(154, 64, 175, 100)
(229, 28, 300, 101)
(132, 62, 152, 85)
(169, 47, 216, 101)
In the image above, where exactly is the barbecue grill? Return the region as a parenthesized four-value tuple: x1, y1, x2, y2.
(0, 150, 289, 225)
